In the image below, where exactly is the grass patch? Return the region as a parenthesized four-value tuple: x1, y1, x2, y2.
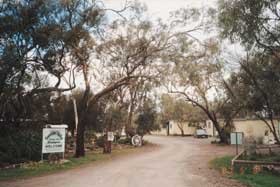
(210, 155, 233, 171)
(232, 173, 280, 187)
(210, 156, 280, 187)
(0, 146, 138, 181)
(241, 154, 280, 162)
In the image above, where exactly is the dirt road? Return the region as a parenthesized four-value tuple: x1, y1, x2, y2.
(1, 136, 244, 187)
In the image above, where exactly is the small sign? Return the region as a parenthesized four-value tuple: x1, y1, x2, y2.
(231, 132, 243, 145)
(42, 128, 66, 153)
(107, 132, 114, 141)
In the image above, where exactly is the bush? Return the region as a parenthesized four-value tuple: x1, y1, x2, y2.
(85, 130, 97, 145)
(94, 136, 105, 148)
(0, 128, 42, 165)
(117, 137, 131, 145)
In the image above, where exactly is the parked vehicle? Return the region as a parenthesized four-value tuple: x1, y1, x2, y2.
(194, 129, 208, 138)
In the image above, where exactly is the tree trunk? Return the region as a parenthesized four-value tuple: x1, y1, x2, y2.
(126, 103, 135, 137)
(75, 73, 135, 157)
(75, 94, 89, 157)
(75, 65, 90, 157)
(272, 130, 280, 144)
(269, 118, 280, 144)
(212, 120, 229, 144)
(178, 123, 184, 137)
(75, 117, 85, 157)
(256, 113, 280, 144)
(180, 129, 184, 137)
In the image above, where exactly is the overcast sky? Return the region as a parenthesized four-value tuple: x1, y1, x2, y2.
(104, 0, 217, 20)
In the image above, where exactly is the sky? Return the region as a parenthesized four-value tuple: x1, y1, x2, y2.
(59, 0, 243, 94)
(104, 0, 217, 20)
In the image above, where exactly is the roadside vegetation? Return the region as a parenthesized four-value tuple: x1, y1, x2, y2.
(210, 156, 280, 187)
(1, 0, 280, 184)
(0, 144, 149, 181)
(240, 154, 280, 163)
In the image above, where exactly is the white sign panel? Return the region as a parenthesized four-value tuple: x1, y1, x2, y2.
(107, 132, 114, 141)
(231, 132, 243, 145)
(42, 128, 66, 153)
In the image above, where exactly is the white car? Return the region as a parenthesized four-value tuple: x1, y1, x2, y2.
(194, 129, 208, 138)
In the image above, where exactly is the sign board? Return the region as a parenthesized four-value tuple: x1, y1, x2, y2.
(132, 135, 142, 147)
(107, 132, 114, 141)
(42, 128, 66, 153)
(231, 132, 243, 145)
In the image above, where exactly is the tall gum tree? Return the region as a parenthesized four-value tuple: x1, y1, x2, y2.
(225, 54, 280, 144)
(218, 0, 280, 58)
(165, 35, 235, 143)
(74, 12, 176, 157)
(0, 0, 102, 125)
(218, 0, 280, 143)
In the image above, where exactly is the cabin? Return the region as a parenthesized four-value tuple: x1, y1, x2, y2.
(205, 118, 280, 143)
(152, 120, 203, 136)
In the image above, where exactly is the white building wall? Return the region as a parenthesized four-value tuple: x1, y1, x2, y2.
(169, 120, 196, 135)
(205, 119, 280, 141)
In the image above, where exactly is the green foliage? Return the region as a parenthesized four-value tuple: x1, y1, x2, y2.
(0, 128, 42, 164)
(210, 155, 233, 171)
(104, 104, 127, 132)
(0, 148, 138, 181)
(218, 0, 280, 51)
(160, 94, 205, 124)
(231, 173, 280, 187)
(117, 138, 132, 145)
(84, 130, 97, 145)
(95, 136, 105, 148)
(226, 53, 280, 143)
(241, 154, 280, 162)
(0, 0, 103, 123)
(229, 55, 280, 113)
(210, 156, 280, 187)
(135, 99, 159, 136)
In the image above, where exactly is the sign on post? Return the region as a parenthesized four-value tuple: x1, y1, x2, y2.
(231, 132, 243, 145)
(107, 132, 114, 141)
(231, 132, 243, 155)
(42, 128, 66, 154)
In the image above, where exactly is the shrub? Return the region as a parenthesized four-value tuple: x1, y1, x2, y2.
(95, 136, 105, 148)
(85, 130, 97, 145)
(0, 128, 42, 165)
(117, 137, 131, 145)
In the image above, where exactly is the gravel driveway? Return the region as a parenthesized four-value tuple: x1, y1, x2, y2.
(1, 136, 244, 187)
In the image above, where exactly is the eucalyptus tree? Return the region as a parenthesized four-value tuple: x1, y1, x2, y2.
(0, 0, 103, 124)
(135, 98, 159, 137)
(218, 0, 280, 57)
(122, 78, 156, 136)
(218, 0, 280, 143)
(74, 13, 175, 156)
(226, 54, 280, 144)
(160, 94, 206, 136)
(165, 33, 236, 143)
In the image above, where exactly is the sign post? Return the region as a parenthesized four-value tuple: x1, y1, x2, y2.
(42, 125, 67, 161)
(230, 132, 243, 155)
(107, 132, 114, 142)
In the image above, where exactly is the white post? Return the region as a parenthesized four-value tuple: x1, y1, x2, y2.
(72, 98, 78, 135)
